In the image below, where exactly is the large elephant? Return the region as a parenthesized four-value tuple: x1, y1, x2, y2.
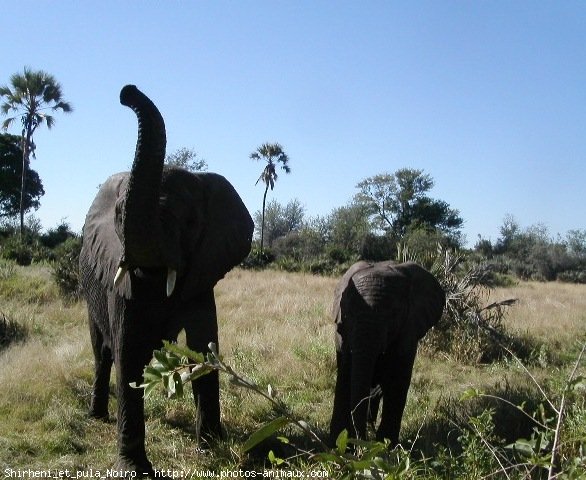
(79, 85, 253, 474)
(329, 260, 445, 446)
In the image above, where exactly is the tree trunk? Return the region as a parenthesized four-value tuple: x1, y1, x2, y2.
(19, 127, 33, 239)
(260, 183, 269, 257)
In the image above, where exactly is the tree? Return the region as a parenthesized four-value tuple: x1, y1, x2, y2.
(0, 133, 44, 218)
(325, 202, 372, 255)
(0, 68, 72, 236)
(566, 230, 586, 260)
(250, 142, 290, 255)
(165, 147, 207, 171)
(355, 168, 463, 243)
(252, 198, 304, 247)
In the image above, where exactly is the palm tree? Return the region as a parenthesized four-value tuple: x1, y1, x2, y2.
(250, 142, 290, 256)
(0, 67, 72, 236)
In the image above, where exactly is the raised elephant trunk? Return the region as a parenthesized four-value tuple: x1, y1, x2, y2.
(115, 85, 174, 292)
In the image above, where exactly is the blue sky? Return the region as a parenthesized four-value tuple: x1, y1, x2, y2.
(2, 1, 585, 246)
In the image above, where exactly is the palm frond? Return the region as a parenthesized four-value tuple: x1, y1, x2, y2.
(1, 117, 16, 130)
(44, 115, 55, 129)
(52, 101, 73, 113)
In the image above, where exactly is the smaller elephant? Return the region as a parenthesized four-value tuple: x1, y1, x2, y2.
(329, 261, 445, 445)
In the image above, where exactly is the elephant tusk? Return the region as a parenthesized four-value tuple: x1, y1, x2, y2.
(166, 269, 177, 297)
(113, 266, 128, 289)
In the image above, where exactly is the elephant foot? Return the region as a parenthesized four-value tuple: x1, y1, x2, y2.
(196, 428, 223, 450)
(88, 409, 110, 422)
(115, 456, 155, 478)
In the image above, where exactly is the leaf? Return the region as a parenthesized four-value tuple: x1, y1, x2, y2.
(268, 450, 284, 466)
(154, 350, 171, 370)
(242, 416, 290, 453)
(187, 364, 213, 382)
(506, 438, 536, 457)
(336, 429, 348, 454)
(143, 381, 159, 398)
(313, 452, 343, 463)
(460, 387, 482, 401)
(143, 366, 163, 381)
(568, 375, 586, 390)
(163, 341, 205, 363)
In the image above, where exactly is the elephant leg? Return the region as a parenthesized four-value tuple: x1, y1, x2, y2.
(376, 344, 417, 445)
(349, 350, 378, 440)
(184, 289, 222, 442)
(88, 318, 112, 419)
(329, 351, 352, 445)
(110, 296, 157, 475)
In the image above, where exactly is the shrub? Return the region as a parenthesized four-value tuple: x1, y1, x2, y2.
(359, 233, 395, 261)
(1, 236, 34, 265)
(0, 259, 16, 280)
(0, 311, 27, 350)
(398, 244, 520, 364)
(271, 229, 325, 262)
(51, 236, 82, 301)
(241, 247, 275, 270)
(557, 270, 586, 284)
(0, 235, 53, 265)
(40, 221, 77, 249)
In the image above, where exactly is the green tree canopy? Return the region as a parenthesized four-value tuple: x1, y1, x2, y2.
(165, 147, 207, 172)
(325, 202, 372, 254)
(355, 168, 463, 243)
(0, 67, 71, 234)
(0, 134, 44, 217)
(253, 198, 305, 247)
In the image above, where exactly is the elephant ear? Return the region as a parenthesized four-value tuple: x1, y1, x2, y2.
(333, 261, 371, 323)
(401, 261, 446, 340)
(333, 261, 372, 352)
(180, 172, 253, 299)
(81, 172, 133, 298)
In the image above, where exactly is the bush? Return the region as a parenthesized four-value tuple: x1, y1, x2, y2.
(359, 233, 396, 261)
(557, 270, 586, 284)
(0, 311, 27, 350)
(398, 244, 521, 364)
(241, 247, 275, 270)
(40, 221, 77, 249)
(0, 235, 53, 265)
(51, 236, 82, 301)
(1, 236, 34, 266)
(271, 229, 325, 262)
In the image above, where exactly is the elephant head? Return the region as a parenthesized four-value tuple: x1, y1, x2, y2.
(82, 85, 253, 300)
(330, 260, 445, 445)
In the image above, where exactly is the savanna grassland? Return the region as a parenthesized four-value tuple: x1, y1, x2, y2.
(0, 264, 585, 476)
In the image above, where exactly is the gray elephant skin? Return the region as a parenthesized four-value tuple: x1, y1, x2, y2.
(79, 85, 253, 474)
(329, 260, 445, 446)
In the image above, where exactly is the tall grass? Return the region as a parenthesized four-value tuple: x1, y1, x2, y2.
(0, 265, 584, 476)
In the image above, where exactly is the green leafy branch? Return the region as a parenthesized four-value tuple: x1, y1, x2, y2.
(132, 342, 416, 478)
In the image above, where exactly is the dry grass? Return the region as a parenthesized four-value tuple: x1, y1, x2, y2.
(491, 281, 586, 348)
(0, 265, 585, 472)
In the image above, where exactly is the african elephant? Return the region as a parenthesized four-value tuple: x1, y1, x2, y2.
(329, 261, 445, 446)
(79, 85, 253, 474)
